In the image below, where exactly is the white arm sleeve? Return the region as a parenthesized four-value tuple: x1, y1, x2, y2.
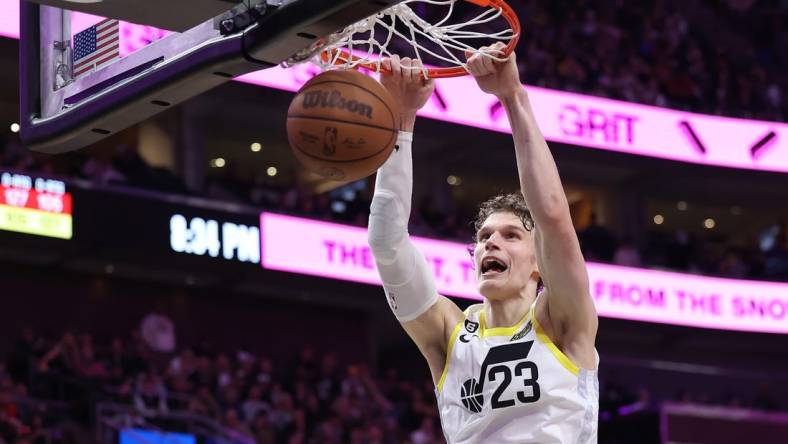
(368, 132, 439, 322)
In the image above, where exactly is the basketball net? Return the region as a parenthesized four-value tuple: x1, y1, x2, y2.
(284, 0, 520, 78)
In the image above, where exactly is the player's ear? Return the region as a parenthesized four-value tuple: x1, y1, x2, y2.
(531, 267, 543, 294)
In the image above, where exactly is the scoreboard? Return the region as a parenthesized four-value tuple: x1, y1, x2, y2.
(0, 172, 72, 239)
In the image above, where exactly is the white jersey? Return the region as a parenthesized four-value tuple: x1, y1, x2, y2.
(435, 296, 598, 443)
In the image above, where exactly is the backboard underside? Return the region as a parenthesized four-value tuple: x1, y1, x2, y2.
(20, 0, 406, 154)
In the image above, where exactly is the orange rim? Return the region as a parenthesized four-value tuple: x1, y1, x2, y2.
(319, 0, 520, 78)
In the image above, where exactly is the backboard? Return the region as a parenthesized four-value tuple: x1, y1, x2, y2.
(20, 0, 406, 153)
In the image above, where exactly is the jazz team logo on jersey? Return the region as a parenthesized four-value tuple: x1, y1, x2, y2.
(460, 341, 541, 413)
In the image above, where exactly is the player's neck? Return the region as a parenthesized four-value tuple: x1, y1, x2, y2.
(483, 294, 534, 329)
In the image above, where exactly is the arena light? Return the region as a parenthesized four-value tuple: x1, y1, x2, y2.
(10, 123, 20, 133)
(704, 218, 716, 229)
(654, 214, 664, 225)
(266, 166, 277, 177)
(250, 142, 262, 152)
(209, 158, 226, 168)
(677, 201, 688, 211)
(260, 212, 788, 334)
(447, 175, 461, 186)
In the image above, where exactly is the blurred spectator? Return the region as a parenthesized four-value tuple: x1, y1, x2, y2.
(133, 371, 169, 415)
(717, 248, 750, 278)
(410, 417, 438, 444)
(509, 0, 785, 120)
(188, 386, 221, 419)
(241, 385, 270, 423)
(251, 411, 276, 444)
(614, 237, 642, 267)
(81, 155, 125, 185)
(763, 224, 788, 279)
(77, 334, 107, 379)
(140, 304, 176, 354)
(37, 332, 81, 375)
(665, 230, 695, 271)
(2, 323, 786, 443)
(223, 408, 255, 442)
(579, 214, 617, 261)
(7, 328, 42, 384)
(269, 389, 296, 439)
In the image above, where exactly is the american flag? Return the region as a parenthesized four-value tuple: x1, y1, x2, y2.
(73, 18, 120, 78)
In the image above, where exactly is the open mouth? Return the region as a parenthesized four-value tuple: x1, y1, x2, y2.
(480, 257, 508, 277)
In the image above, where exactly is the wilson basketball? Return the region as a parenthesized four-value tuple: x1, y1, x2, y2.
(286, 69, 400, 182)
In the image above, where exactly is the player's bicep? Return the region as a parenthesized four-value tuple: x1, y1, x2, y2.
(401, 295, 464, 378)
(534, 223, 597, 338)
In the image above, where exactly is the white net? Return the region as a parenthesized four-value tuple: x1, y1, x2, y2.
(284, 0, 519, 78)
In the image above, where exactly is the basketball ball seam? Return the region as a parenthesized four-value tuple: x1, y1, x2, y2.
(296, 79, 397, 126)
(287, 115, 399, 133)
(289, 128, 395, 163)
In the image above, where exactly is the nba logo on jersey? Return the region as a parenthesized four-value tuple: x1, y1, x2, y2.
(510, 320, 532, 341)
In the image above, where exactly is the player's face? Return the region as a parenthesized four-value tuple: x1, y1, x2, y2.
(474, 211, 539, 300)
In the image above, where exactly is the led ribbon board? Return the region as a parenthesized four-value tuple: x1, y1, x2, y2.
(0, 172, 73, 239)
(238, 64, 787, 173)
(3, 1, 785, 172)
(261, 213, 788, 334)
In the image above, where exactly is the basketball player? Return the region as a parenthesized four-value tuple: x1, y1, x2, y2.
(368, 43, 598, 443)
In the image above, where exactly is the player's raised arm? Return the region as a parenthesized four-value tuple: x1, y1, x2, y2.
(465, 44, 598, 369)
(368, 56, 464, 382)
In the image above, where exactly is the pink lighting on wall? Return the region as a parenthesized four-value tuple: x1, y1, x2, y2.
(239, 63, 788, 174)
(261, 213, 788, 335)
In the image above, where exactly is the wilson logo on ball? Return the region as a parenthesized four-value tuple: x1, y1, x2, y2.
(302, 90, 373, 119)
(286, 69, 399, 183)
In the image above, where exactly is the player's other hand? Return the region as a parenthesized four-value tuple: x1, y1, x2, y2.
(380, 56, 435, 116)
(464, 42, 522, 99)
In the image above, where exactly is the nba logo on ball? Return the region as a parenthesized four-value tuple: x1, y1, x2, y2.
(461, 378, 484, 413)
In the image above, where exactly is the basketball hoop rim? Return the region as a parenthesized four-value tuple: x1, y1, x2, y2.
(320, 0, 521, 79)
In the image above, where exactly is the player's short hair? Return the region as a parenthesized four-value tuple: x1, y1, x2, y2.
(473, 192, 535, 236)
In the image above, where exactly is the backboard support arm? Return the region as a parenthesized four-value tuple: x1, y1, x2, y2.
(20, 0, 407, 154)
